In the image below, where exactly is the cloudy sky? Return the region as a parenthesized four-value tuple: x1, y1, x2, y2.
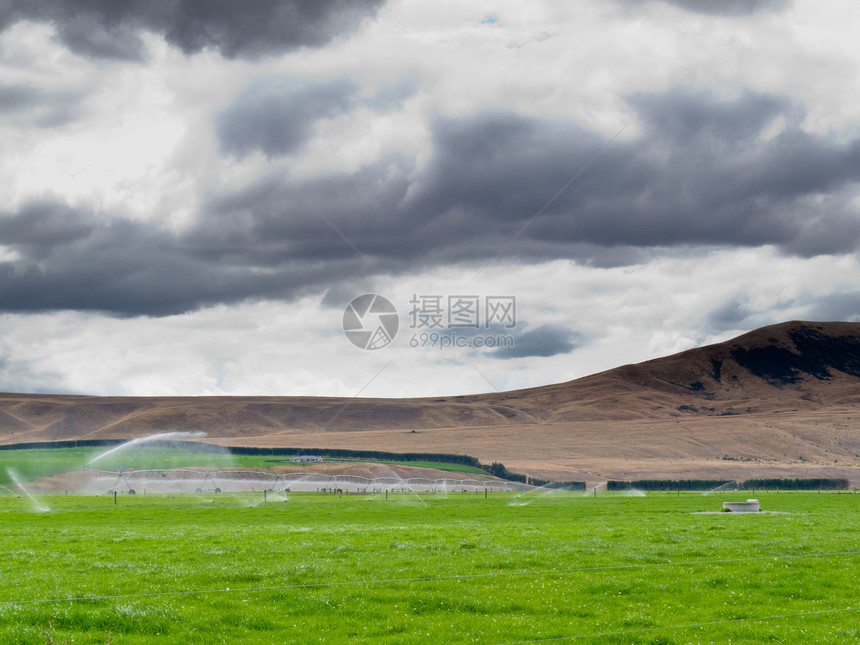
(1, 0, 859, 398)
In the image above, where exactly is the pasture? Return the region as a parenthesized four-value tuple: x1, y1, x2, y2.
(0, 490, 857, 644)
(0, 447, 485, 489)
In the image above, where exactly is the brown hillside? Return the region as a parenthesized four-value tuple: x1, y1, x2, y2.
(525, 320, 860, 421)
(2, 320, 859, 485)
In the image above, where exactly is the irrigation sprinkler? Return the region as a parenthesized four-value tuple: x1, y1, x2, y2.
(102, 469, 136, 495)
(196, 472, 222, 493)
(84, 468, 514, 496)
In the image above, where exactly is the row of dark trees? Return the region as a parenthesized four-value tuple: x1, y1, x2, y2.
(740, 478, 850, 490)
(483, 462, 586, 489)
(227, 445, 483, 467)
(608, 478, 851, 491)
(608, 479, 735, 491)
(0, 440, 483, 467)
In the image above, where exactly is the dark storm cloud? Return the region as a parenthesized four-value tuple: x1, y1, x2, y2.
(0, 0, 385, 61)
(805, 292, 860, 323)
(492, 325, 583, 360)
(2, 88, 860, 316)
(0, 84, 83, 127)
(0, 84, 42, 112)
(216, 78, 360, 159)
(0, 201, 344, 316)
(215, 76, 419, 159)
(0, 202, 95, 250)
(398, 90, 860, 261)
(704, 293, 753, 332)
(207, 86, 859, 267)
(614, 0, 790, 16)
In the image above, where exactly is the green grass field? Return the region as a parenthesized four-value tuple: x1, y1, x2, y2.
(0, 448, 246, 486)
(0, 491, 857, 644)
(0, 448, 484, 487)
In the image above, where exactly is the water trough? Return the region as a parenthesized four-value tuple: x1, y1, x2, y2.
(722, 498, 761, 513)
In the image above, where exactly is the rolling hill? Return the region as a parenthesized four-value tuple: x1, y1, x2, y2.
(2, 320, 859, 485)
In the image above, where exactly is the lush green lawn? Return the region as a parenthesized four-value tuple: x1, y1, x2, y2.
(0, 491, 857, 644)
(310, 458, 485, 475)
(1, 448, 94, 486)
(0, 448, 484, 487)
(0, 448, 241, 486)
(245, 457, 486, 475)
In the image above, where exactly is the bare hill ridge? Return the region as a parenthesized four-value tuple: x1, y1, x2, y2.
(2, 321, 860, 484)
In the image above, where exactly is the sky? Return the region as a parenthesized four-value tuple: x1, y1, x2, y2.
(1, 0, 859, 398)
